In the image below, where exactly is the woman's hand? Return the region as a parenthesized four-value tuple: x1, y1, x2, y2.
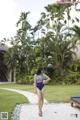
(33, 82, 37, 94)
(34, 89, 37, 94)
(43, 80, 48, 84)
(43, 78, 51, 84)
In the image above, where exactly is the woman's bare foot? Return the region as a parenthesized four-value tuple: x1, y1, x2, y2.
(39, 110, 43, 117)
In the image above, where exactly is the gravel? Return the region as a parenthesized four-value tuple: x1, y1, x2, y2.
(12, 104, 22, 120)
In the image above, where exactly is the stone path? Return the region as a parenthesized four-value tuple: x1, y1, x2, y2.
(0, 88, 80, 120)
(20, 103, 80, 120)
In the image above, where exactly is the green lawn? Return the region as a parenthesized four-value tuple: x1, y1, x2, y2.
(0, 84, 80, 103)
(0, 89, 28, 120)
(45, 85, 80, 103)
(0, 84, 33, 91)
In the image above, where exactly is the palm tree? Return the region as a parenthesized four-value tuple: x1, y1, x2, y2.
(15, 12, 33, 74)
(34, 4, 76, 78)
(71, 25, 80, 40)
(4, 46, 18, 82)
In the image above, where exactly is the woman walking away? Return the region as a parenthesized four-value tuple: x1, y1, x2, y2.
(34, 67, 50, 117)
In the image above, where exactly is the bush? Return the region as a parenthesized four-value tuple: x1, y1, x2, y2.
(46, 66, 54, 78)
(16, 73, 34, 84)
(75, 80, 80, 85)
(48, 70, 80, 85)
(64, 71, 80, 84)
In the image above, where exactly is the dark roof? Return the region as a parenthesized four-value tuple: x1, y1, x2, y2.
(0, 43, 8, 52)
(0, 43, 8, 54)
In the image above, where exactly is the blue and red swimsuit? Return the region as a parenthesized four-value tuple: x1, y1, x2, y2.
(36, 75, 45, 90)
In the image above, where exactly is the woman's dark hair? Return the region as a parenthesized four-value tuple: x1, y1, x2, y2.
(36, 67, 44, 75)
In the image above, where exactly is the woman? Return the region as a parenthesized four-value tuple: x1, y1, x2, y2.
(34, 67, 50, 117)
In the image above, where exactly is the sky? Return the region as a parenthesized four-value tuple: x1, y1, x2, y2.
(0, 0, 80, 41)
(0, 0, 55, 40)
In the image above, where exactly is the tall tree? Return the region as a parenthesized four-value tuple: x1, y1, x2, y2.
(33, 3, 77, 79)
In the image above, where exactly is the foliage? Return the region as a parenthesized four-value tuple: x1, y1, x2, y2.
(64, 71, 80, 84)
(16, 73, 33, 84)
(4, 3, 80, 84)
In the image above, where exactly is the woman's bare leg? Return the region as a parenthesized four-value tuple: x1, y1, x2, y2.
(41, 92, 44, 109)
(40, 87, 45, 109)
(37, 89, 43, 116)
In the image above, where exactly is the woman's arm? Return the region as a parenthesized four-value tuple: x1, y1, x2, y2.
(43, 73, 51, 84)
(33, 74, 37, 93)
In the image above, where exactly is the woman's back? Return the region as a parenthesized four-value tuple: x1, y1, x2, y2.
(36, 75, 45, 83)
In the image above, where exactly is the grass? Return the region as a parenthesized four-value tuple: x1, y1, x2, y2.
(0, 84, 33, 91)
(45, 85, 80, 103)
(0, 89, 28, 120)
(0, 84, 80, 103)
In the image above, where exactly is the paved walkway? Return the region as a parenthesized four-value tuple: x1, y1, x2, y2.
(20, 104, 80, 120)
(0, 88, 80, 120)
